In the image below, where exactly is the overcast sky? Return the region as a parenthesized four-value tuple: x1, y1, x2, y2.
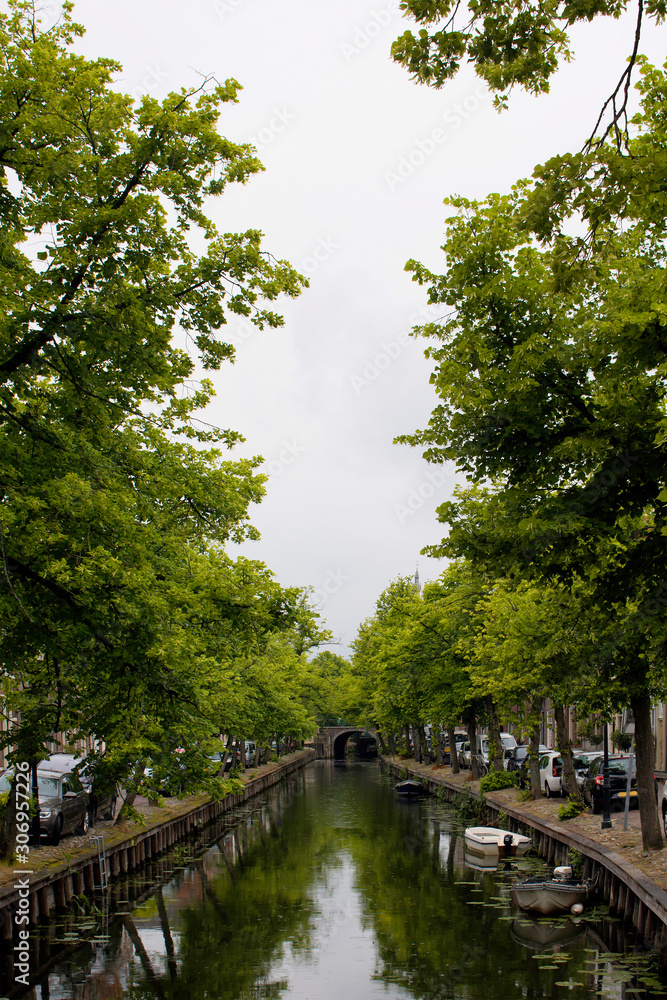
(67, 0, 664, 656)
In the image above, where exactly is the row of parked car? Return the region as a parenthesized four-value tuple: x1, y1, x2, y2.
(528, 750, 640, 813)
(0, 753, 117, 845)
(454, 738, 639, 815)
(0, 737, 282, 847)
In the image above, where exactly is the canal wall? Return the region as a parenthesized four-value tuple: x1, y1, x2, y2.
(385, 757, 667, 950)
(0, 749, 316, 943)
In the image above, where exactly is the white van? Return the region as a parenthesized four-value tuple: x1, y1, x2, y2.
(477, 733, 517, 758)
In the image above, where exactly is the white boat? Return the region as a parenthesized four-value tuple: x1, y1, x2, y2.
(512, 866, 591, 915)
(464, 826, 532, 859)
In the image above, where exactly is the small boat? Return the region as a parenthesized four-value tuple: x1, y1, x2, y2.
(396, 779, 425, 797)
(464, 826, 532, 859)
(512, 865, 592, 915)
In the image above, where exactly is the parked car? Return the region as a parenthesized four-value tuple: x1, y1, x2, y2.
(458, 742, 489, 774)
(44, 753, 117, 824)
(572, 751, 603, 789)
(143, 749, 190, 797)
(0, 766, 90, 844)
(458, 742, 472, 769)
(509, 745, 548, 787)
(478, 733, 517, 758)
(539, 751, 563, 797)
(661, 779, 667, 838)
(582, 755, 637, 813)
(444, 737, 466, 765)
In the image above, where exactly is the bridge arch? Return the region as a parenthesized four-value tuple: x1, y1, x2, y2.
(312, 726, 379, 759)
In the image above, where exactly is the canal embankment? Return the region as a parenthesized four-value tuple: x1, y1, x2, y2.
(0, 748, 316, 941)
(384, 755, 667, 948)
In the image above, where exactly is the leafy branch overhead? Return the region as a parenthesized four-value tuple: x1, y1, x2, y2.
(392, 0, 665, 144)
(0, 0, 306, 432)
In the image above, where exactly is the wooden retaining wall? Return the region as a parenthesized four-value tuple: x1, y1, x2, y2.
(385, 757, 667, 949)
(0, 749, 316, 943)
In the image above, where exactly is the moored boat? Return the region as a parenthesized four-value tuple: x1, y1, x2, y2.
(512, 866, 592, 915)
(396, 779, 425, 797)
(464, 826, 532, 859)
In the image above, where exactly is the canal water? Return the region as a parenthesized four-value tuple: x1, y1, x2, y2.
(6, 761, 667, 999)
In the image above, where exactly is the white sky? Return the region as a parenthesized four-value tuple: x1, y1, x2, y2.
(65, 0, 665, 655)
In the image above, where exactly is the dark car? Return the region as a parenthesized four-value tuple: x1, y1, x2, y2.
(582, 755, 637, 813)
(44, 753, 117, 824)
(0, 767, 90, 844)
(572, 751, 603, 789)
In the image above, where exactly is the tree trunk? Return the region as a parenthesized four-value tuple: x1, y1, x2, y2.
(375, 730, 387, 754)
(404, 725, 411, 756)
(388, 732, 397, 755)
(239, 738, 246, 771)
(466, 713, 479, 779)
(418, 724, 428, 763)
(486, 697, 503, 773)
(116, 761, 146, 824)
(555, 703, 580, 800)
(435, 729, 444, 766)
(412, 723, 421, 763)
(529, 722, 542, 800)
(631, 691, 663, 850)
(448, 724, 460, 774)
(29, 758, 41, 846)
(253, 744, 262, 767)
(0, 774, 18, 862)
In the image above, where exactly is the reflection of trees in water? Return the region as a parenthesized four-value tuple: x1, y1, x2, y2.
(115, 769, 344, 1000)
(23, 766, 665, 1000)
(341, 777, 593, 1000)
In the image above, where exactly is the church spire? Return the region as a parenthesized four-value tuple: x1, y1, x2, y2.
(413, 563, 421, 593)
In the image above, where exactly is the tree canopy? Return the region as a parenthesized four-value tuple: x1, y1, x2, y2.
(0, 0, 332, 847)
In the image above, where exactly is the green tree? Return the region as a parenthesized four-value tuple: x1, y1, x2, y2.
(0, 1, 308, 854)
(352, 577, 429, 751)
(396, 60, 667, 847)
(391, 0, 665, 139)
(298, 651, 354, 727)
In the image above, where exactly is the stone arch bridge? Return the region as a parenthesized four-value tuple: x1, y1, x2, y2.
(309, 726, 379, 760)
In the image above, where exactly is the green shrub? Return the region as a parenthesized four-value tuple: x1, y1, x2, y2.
(568, 848, 584, 879)
(610, 730, 632, 752)
(453, 788, 485, 822)
(479, 770, 518, 796)
(557, 797, 584, 821)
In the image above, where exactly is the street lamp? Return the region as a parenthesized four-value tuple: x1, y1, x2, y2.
(601, 721, 612, 829)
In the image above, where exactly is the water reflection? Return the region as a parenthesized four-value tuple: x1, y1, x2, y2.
(4, 762, 667, 999)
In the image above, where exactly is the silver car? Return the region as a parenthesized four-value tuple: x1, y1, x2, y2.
(43, 753, 117, 824)
(0, 767, 90, 844)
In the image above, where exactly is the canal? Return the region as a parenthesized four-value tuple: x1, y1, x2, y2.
(6, 761, 667, 999)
